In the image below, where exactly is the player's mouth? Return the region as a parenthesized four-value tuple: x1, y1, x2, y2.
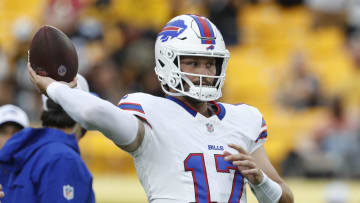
(193, 80, 213, 87)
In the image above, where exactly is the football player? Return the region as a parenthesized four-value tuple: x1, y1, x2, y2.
(29, 15, 293, 203)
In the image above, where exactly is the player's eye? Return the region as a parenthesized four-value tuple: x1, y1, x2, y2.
(206, 61, 216, 68)
(183, 61, 198, 67)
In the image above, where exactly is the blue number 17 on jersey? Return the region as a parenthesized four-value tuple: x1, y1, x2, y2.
(184, 153, 245, 203)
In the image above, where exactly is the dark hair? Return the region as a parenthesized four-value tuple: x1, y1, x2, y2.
(41, 98, 76, 128)
(0, 122, 24, 132)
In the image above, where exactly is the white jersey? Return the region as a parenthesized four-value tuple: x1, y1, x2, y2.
(118, 93, 267, 203)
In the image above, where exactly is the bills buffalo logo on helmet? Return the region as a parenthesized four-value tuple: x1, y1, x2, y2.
(158, 19, 187, 42)
(206, 45, 215, 50)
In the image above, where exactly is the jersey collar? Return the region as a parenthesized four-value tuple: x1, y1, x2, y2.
(166, 96, 226, 120)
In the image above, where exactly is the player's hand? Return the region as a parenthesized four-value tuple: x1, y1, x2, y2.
(0, 184, 5, 200)
(28, 63, 77, 96)
(224, 144, 264, 185)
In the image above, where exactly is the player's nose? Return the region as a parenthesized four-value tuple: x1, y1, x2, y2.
(197, 64, 212, 75)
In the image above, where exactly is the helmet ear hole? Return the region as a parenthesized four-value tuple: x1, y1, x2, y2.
(166, 50, 174, 58)
(169, 71, 181, 87)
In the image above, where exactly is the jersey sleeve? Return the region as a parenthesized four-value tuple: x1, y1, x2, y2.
(235, 104, 267, 154)
(118, 93, 156, 157)
(249, 115, 268, 154)
(117, 93, 152, 128)
(38, 157, 95, 203)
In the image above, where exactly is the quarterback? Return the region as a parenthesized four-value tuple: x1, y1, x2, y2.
(29, 15, 293, 203)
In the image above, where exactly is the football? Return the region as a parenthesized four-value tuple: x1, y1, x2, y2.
(29, 25, 78, 82)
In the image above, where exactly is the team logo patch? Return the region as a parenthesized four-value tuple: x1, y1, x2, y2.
(206, 123, 214, 133)
(63, 185, 74, 200)
(158, 19, 187, 42)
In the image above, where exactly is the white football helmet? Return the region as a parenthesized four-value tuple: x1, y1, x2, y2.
(154, 14, 230, 101)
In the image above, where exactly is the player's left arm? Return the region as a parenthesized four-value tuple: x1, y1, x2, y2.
(224, 144, 294, 203)
(251, 146, 294, 203)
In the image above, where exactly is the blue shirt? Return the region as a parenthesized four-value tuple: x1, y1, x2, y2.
(0, 128, 95, 203)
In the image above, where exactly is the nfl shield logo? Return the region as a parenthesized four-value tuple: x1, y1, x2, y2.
(63, 185, 74, 200)
(206, 123, 214, 133)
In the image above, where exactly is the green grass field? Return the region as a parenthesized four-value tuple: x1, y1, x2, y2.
(93, 174, 360, 203)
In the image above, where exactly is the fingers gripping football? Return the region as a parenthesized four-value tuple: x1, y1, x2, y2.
(28, 63, 77, 96)
(28, 63, 54, 95)
(224, 144, 264, 185)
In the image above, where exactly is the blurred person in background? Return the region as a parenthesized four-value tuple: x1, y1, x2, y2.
(276, 0, 304, 7)
(0, 104, 28, 202)
(305, 0, 346, 29)
(0, 79, 15, 107)
(0, 104, 29, 148)
(9, 17, 41, 122)
(0, 75, 95, 203)
(277, 51, 323, 110)
(108, 22, 160, 96)
(43, 0, 83, 35)
(282, 96, 360, 178)
(86, 60, 123, 103)
(342, 32, 360, 120)
(0, 47, 15, 107)
(29, 14, 293, 203)
(207, 0, 242, 46)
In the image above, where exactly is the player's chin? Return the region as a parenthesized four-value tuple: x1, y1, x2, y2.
(181, 84, 213, 103)
(183, 95, 202, 104)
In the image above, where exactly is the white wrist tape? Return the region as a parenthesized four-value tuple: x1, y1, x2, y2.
(250, 170, 282, 203)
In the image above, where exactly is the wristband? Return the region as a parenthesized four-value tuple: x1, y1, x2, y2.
(250, 170, 282, 203)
